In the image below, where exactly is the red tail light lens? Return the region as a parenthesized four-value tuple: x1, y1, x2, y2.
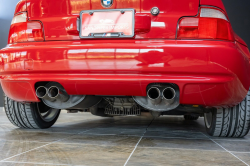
(177, 7, 234, 41)
(8, 12, 44, 44)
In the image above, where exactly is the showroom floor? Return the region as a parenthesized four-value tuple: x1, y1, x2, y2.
(0, 108, 249, 166)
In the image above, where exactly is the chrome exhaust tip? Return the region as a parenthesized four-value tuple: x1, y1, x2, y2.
(147, 87, 162, 105)
(133, 84, 180, 112)
(48, 86, 70, 102)
(36, 86, 48, 98)
(38, 82, 101, 110)
(36, 86, 55, 102)
(162, 87, 176, 105)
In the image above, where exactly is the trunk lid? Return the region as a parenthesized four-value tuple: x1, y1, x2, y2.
(27, 0, 199, 41)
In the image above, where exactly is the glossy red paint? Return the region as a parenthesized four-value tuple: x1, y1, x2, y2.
(0, 0, 250, 109)
(66, 17, 79, 36)
(1, 40, 250, 107)
(26, 0, 200, 40)
(134, 14, 151, 34)
(1, 81, 37, 102)
(235, 33, 248, 47)
(14, 0, 27, 15)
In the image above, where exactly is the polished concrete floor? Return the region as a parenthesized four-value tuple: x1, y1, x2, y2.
(0, 108, 250, 166)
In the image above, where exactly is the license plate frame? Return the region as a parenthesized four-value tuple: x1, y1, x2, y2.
(79, 9, 135, 39)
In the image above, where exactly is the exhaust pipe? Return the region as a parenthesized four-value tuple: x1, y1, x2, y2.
(147, 87, 161, 105)
(36, 82, 102, 110)
(162, 87, 176, 105)
(36, 86, 55, 102)
(48, 86, 70, 102)
(133, 84, 180, 112)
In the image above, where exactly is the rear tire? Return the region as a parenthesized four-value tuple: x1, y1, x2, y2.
(184, 114, 199, 120)
(4, 95, 60, 129)
(204, 89, 250, 138)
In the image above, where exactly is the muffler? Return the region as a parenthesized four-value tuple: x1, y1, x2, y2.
(36, 82, 102, 110)
(162, 87, 176, 105)
(147, 87, 161, 105)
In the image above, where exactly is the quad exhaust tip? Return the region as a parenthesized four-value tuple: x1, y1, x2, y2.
(36, 86, 55, 102)
(133, 84, 179, 112)
(36, 86, 48, 99)
(147, 87, 162, 105)
(147, 86, 176, 106)
(36, 85, 70, 102)
(35, 82, 101, 110)
(48, 86, 70, 102)
(48, 86, 59, 98)
(162, 87, 176, 105)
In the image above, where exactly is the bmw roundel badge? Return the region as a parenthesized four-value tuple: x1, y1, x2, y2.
(101, 0, 113, 8)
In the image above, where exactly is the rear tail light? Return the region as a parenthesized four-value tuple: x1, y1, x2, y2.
(177, 7, 234, 41)
(8, 12, 44, 44)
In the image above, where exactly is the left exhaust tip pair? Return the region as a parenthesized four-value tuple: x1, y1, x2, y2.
(36, 86, 69, 102)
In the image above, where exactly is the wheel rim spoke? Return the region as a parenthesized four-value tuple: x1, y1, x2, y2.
(204, 112, 212, 128)
(37, 104, 60, 122)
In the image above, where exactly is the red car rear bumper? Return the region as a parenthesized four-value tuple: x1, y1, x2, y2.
(0, 40, 250, 107)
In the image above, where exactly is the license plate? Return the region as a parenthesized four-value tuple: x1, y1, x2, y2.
(79, 9, 135, 38)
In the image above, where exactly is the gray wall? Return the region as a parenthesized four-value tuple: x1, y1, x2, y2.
(0, 0, 19, 47)
(0, 0, 20, 106)
(0, 0, 250, 106)
(222, 0, 250, 47)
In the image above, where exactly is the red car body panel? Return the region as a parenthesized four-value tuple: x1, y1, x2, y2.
(14, 0, 26, 15)
(1, 40, 249, 107)
(26, 0, 199, 40)
(0, 0, 250, 109)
